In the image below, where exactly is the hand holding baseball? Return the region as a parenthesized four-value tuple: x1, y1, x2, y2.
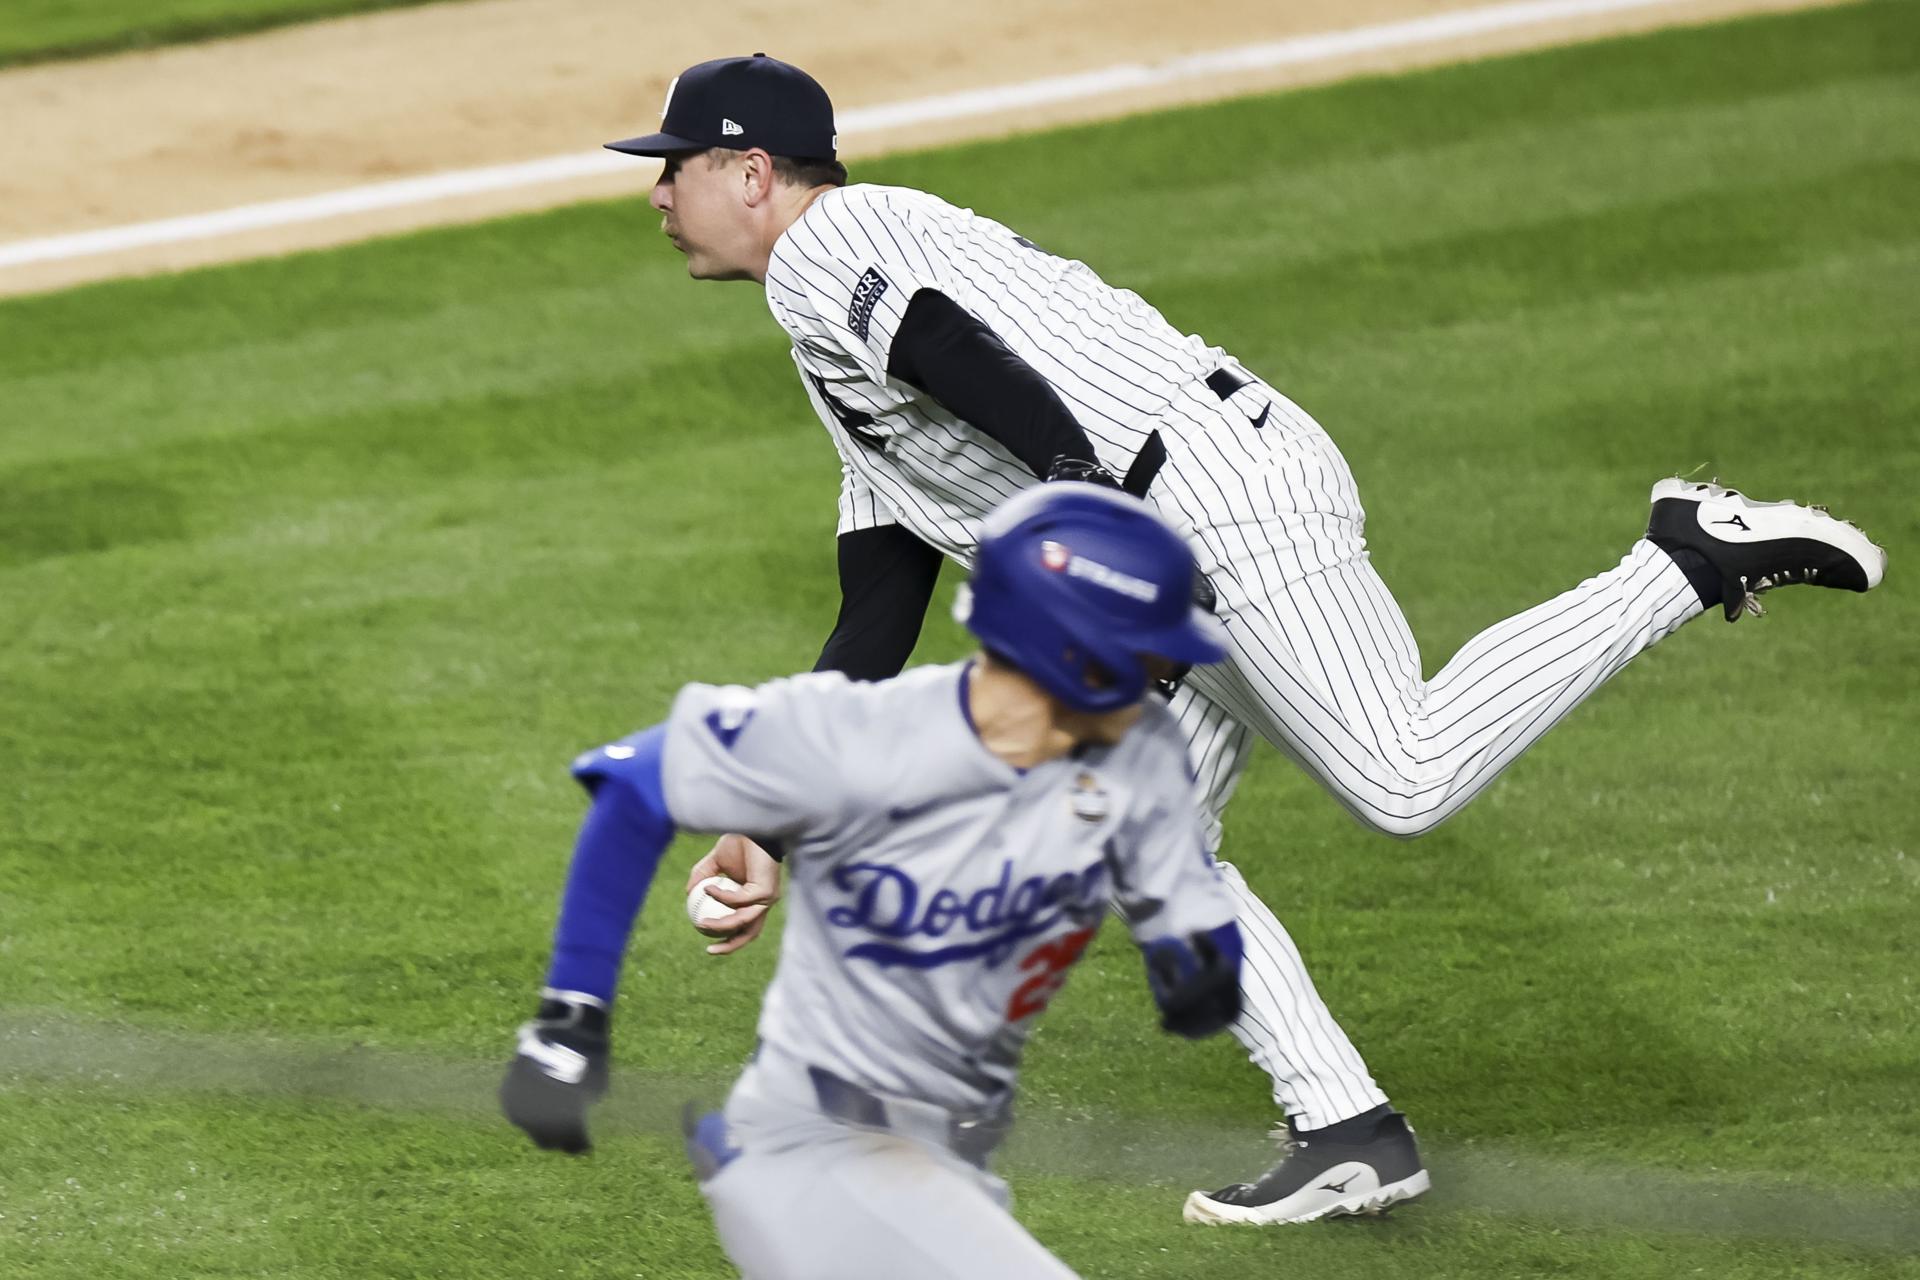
(682, 833, 782, 955)
(686, 874, 745, 928)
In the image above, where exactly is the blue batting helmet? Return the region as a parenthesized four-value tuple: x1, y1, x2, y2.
(956, 484, 1228, 712)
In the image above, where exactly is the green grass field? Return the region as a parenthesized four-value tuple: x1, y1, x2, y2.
(0, 0, 452, 67)
(3, 3, 1918, 1276)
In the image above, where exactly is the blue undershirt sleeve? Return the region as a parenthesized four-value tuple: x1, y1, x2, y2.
(543, 724, 676, 1003)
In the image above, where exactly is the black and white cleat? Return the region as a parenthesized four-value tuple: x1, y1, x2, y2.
(1646, 477, 1887, 621)
(1183, 1107, 1430, 1226)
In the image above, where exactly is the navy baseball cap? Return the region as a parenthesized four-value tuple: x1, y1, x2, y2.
(606, 54, 837, 159)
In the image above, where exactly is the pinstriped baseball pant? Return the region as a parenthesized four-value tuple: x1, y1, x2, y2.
(1150, 372, 1703, 1128)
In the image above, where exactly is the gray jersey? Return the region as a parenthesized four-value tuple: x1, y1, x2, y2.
(765, 183, 1226, 562)
(657, 660, 1236, 1113)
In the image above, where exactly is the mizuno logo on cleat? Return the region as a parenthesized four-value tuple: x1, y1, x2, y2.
(1712, 515, 1751, 531)
(1319, 1175, 1359, 1193)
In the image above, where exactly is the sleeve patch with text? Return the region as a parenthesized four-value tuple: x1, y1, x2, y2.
(848, 267, 890, 341)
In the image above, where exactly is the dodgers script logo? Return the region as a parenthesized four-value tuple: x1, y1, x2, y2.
(827, 858, 1108, 969)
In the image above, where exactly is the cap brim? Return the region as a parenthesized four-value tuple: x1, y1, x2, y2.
(603, 132, 710, 157)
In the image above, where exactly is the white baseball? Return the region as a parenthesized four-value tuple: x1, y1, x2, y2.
(686, 874, 744, 930)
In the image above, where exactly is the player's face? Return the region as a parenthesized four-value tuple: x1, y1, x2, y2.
(1060, 698, 1146, 746)
(1048, 654, 1155, 742)
(649, 150, 756, 280)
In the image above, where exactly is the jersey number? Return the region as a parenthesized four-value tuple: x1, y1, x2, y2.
(805, 372, 887, 452)
(1006, 928, 1095, 1021)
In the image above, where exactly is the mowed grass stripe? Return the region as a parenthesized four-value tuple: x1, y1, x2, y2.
(2, 6, 1916, 1279)
(5, 1091, 1896, 1280)
(3, 1013, 1917, 1256)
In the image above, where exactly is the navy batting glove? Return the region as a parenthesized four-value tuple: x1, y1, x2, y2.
(1143, 924, 1244, 1040)
(500, 992, 611, 1154)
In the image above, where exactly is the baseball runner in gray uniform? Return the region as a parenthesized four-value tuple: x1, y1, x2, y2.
(501, 485, 1247, 1278)
(598, 54, 1889, 1225)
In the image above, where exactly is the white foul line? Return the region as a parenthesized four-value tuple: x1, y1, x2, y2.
(0, 0, 1691, 271)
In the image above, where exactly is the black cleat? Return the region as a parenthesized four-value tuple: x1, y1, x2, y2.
(1182, 1107, 1430, 1226)
(1647, 478, 1886, 622)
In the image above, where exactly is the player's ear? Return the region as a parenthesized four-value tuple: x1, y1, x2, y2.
(740, 148, 776, 205)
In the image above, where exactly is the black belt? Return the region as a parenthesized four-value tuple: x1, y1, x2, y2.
(1121, 430, 1167, 497)
(807, 1064, 1012, 1167)
(1205, 366, 1252, 400)
(1121, 368, 1246, 497)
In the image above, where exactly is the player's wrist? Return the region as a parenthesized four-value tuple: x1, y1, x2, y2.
(539, 987, 608, 1011)
(531, 989, 611, 1039)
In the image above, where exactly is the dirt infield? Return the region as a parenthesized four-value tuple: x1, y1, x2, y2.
(0, 0, 1841, 297)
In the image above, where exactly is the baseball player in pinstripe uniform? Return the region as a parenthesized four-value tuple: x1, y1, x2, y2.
(601, 54, 1888, 1225)
(502, 486, 1246, 1278)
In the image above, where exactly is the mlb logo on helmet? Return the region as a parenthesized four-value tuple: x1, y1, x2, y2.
(1040, 540, 1072, 571)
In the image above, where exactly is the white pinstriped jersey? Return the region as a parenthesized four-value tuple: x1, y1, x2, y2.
(752, 176, 1707, 1137)
(764, 184, 1226, 562)
(657, 661, 1236, 1112)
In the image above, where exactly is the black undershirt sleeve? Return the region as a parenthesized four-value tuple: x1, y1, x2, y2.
(885, 287, 1101, 478)
(814, 524, 945, 681)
